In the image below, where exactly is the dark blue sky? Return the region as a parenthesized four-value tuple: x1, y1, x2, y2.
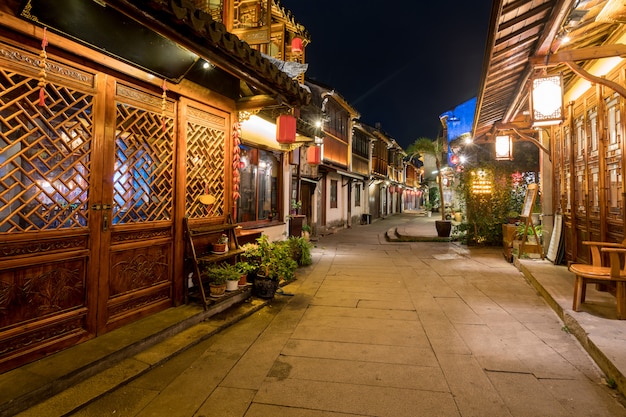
(279, 1, 493, 149)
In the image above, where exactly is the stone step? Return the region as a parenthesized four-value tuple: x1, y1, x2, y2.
(2, 288, 264, 417)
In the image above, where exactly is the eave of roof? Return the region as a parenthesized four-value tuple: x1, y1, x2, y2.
(105, 0, 310, 107)
(472, 0, 569, 142)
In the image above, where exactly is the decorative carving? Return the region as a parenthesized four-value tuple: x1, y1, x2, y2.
(111, 228, 171, 243)
(237, 109, 259, 122)
(0, 237, 88, 258)
(0, 262, 85, 328)
(0, 316, 85, 356)
(0, 42, 93, 87)
(188, 106, 226, 127)
(107, 288, 170, 318)
(112, 253, 168, 290)
(116, 84, 175, 113)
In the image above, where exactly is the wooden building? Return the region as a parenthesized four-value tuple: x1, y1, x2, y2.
(305, 80, 363, 231)
(0, 0, 309, 372)
(473, 0, 626, 263)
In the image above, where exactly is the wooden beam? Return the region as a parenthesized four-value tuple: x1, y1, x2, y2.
(236, 94, 279, 111)
(530, 44, 626, 66)
(564, 61, 626, 99)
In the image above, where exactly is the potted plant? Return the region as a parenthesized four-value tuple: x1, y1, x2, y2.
(507, 210, 520, 224)
(219, 263, 241, 291)
(235, 261, 255, 286)
(301, 223, 311, 241)
(287, 236, 313, 266)
(252, 235, 298, 298)
(290, 199, 302, 215)
(423, 201, 433, 217)
(205, 264, 228, 297)
(406, 136, 451, 237)
(212, 233, 229, 254)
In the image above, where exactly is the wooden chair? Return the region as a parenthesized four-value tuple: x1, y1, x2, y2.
(569, 241, 626, 319)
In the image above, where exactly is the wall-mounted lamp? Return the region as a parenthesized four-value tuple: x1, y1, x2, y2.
(530, 73, 564, 127)
(495, 135, 513, 160)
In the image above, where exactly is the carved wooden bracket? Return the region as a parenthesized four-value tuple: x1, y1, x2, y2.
(563, 61, 626, 99)
(531, 44, 626, 99)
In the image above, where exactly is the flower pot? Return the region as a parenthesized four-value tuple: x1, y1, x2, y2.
(238, 273, 248, 287)
(226, 280, 239, 291)
(212, 243, 227, 254)
(209, 282, 226, 297)
(253, 275, 279, 299)
(435, 220, 452, 238)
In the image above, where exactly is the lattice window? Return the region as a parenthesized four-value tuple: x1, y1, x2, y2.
(587, 107, 598, 154)
(186, 120, 225, 218)
(192, 0, 223, 21)
(606, 95, 621, 149)
(113, 103, 173, 224)
(0, 69, 92, 232)
(233, 0, 268, 29)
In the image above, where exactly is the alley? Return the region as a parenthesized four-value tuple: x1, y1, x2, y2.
(51, 215, 626, 417)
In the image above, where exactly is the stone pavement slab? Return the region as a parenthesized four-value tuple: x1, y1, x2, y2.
(11, 212, 626, 417)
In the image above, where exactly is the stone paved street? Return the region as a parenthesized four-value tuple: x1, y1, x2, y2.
(54, 214, 626, 416)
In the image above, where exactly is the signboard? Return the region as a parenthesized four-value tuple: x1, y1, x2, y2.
(521, 184, 538, 218)
(546, 214, 563, 264)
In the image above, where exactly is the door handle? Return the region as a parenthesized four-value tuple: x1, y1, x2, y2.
(103, 213, 109, 232)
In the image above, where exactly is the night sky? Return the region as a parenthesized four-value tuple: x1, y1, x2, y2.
(279, 1, 493, 149)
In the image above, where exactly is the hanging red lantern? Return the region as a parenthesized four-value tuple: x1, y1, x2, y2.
(307, 146, 321, 165)
(276, 114, 296, 144)
(291, 37, 303, 54)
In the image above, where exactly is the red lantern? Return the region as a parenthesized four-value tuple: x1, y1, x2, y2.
(276, 114, 296, 144)
(307, 146, 321, 165)
(291, 37, 303, 54)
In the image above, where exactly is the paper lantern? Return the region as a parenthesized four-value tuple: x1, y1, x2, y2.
(307, 146, 321, 165)
(531, 74, 563, 127)
(495, 135, 513, 161)
(291, 37, 303, 54)
(276, 114, 296, 144)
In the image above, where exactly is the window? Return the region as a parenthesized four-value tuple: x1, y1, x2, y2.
(330, 179, 338, 208)
(355, 184, 361, 207)
(236, 146, 280, 222)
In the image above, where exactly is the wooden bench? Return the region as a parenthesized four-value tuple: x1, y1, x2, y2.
(569, 241, 626, 319)
(184, 215, 246, 309)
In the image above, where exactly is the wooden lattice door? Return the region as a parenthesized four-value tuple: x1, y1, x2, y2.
(94, 83, 176, 333)
(0, 45, 98, 371)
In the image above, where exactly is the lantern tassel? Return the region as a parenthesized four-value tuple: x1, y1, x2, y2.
(161, 79, 168, 132)
(38, 27, 48, 106)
